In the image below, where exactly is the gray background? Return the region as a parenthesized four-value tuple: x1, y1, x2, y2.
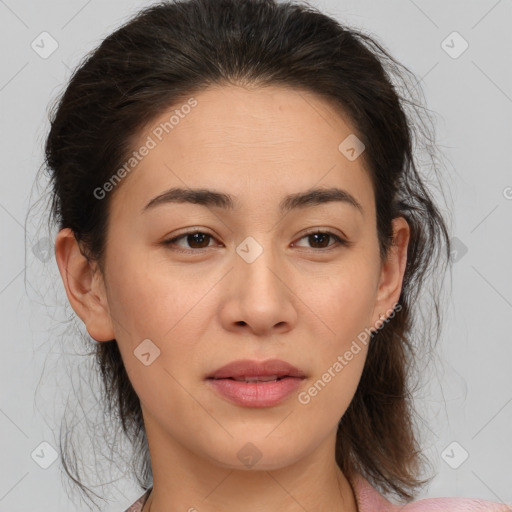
(0, 0, 511, 510)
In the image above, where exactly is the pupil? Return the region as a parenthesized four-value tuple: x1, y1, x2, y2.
(311, 233, 329, 248)
(189, 233, 208, 248)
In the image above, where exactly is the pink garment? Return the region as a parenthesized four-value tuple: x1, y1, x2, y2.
(348, 472, 512, 511)
(124, 473, 512, 511)
(124, 488, 150, 512)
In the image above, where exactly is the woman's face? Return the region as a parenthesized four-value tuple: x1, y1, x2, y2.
(59, 84, 408, 470)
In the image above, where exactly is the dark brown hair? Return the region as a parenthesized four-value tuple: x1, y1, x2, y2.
(42, 0, 452, 508)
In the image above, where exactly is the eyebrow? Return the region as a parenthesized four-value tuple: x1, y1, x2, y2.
(142, 186, 364, 216)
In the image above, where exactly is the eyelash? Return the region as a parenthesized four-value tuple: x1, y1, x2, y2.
(161, 229, 350, 254)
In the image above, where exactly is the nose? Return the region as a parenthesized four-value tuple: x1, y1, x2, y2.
(219, 239, 298, 337)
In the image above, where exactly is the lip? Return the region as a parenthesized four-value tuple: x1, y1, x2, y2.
(206, 358, 306, 380)
(206, 359, 306, 408)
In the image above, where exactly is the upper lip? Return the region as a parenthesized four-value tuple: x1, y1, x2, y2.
(207, 358, 306, 379)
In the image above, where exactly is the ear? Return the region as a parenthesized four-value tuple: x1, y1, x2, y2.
(54, 228, 116, 342)
(371, 216, 410, 329)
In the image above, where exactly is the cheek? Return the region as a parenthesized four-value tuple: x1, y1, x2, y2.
(105, 255, 211, 383)
(297, 346, 367, 441)
(298, 271, 374, 424)
(105, 260, 205, 412)
(106, 254, 197, 340)
(312, 261, 378, 340)
(303, 256, 377, 410)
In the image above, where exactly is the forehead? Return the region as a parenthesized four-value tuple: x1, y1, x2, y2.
(153, 84, 359, 155)
(110, 84, 374, 217)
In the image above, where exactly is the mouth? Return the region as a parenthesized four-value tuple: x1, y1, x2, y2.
(205, 359, 306, 407)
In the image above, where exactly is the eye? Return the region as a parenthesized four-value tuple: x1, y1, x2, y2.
(292, 230, 349, 250)
(161, 230, 219, 253)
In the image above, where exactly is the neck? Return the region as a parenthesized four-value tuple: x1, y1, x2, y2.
(143, 468, 357, 512)
(141, 417, 358, 512)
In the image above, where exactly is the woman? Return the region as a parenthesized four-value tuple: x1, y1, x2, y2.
(44, 0, 511, 510)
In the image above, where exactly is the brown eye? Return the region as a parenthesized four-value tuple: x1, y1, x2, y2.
(162, 231, 218, 252)
(182, 232, 212, 249)
(306, 232, 333, 249)
(293, 231, 349, 250)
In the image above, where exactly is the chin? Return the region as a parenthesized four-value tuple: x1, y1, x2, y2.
(199, 435, 310, 471)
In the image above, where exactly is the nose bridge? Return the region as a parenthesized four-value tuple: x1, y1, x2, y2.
(235, 233, 283, 295)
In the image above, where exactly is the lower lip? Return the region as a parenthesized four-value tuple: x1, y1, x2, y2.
(207, 377, 304, 407)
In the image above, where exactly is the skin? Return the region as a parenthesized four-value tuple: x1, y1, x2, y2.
(55, 84, 409, 512)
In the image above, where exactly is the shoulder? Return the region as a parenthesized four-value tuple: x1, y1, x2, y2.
(124, 488, 151, 512)
(349, 472, 512, 512)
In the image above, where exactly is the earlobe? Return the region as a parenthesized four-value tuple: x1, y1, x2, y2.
(372, 216, 410, 325)
(54, 228, 116, 342)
